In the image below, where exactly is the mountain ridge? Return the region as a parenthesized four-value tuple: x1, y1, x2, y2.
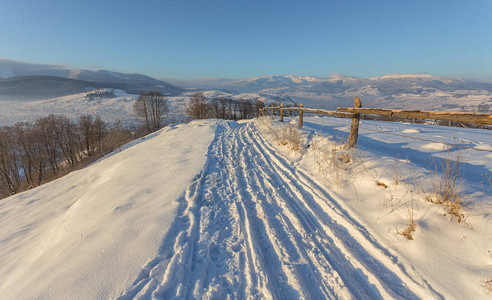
(0, 58, 178, 87)
(0, 75, 184, 101)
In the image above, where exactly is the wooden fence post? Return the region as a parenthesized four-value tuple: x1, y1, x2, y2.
(280, 104, 284, 122)
(347, 97, 362, 148)
(299, 103, 304, 128)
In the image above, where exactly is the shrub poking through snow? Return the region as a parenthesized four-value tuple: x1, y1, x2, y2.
(309, 132, 355, 187)
(398, 206, 416, 240)
(425, 145, 467, 222)
(256, 117, 304, 153)
(277, 123, 303, 151)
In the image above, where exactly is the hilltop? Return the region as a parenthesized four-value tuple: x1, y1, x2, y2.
(1, 117, 491, 298)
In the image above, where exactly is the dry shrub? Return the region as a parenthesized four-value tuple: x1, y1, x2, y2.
(398, 206, 416, 240)
(310, 133, 353, 187)
(480, 171, 492, 193)
(256, 116, 274, 130)
(256, 117, 303, 152)
(375, 180, 388, 189)
(277, 123, 302, 151)
(425, 145, 467, 222)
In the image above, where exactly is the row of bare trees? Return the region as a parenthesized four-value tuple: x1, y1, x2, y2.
(0, 91, 268, 198)
(186, 92, 265, 120)
(0, 114, 132, 198)
(133, 91, 168, 133)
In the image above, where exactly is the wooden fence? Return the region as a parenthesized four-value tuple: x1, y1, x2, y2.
(259, 97, 492, 148)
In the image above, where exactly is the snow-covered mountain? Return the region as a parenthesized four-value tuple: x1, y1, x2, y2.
(0, 75, 184, 101)
(167, 74, 492, 112)
(0, 59, 184, 101)
(226, 75, 324, 92)
(174, 73, 492, 95)
(0, 59, 167, 85)
(3, 58, 492, 112)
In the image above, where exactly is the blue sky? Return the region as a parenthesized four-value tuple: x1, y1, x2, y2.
(1, 0, 491, 80)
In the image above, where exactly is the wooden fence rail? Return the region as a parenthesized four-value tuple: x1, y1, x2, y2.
(259, 97, 492, 148)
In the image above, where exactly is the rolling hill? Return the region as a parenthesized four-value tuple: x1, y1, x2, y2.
(0, 59, 184, 101)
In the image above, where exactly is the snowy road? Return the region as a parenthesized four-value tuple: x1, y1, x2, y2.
(118, 121, 441, 299)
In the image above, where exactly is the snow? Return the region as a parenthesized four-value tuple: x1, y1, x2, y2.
(0, 89, 192, 127)
(0, 120, 216, 299)
(167, 73, 492, 112)
(299, 117, 492, 299)
(369, 73, 439, 80)
(0, 90, 275, 128)
(0, 90, 138, 127)
(0, 116, 491, 298)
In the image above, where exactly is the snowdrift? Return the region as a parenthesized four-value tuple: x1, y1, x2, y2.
(0, 120, 217, 299)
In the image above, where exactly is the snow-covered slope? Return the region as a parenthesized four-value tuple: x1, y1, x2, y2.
(0, 89, 273, 127)
(1, 117, 491, 298)
(0, 120, 217, 299)
(0, 90, 139, 126)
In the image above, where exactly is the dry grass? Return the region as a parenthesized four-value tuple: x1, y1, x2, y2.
(398, 206, 416, 240)
(379, 192, 410, 217)
(256, 117, 304, 152)
(484, 278, 492, 294)
(392, 156, 404, 185)
(310, 133, 353, 187)
(424, 145, 468, 223)
(375, 180, 388, 189)
(428, 149, 464, 204)
(480, 171, 492, 194)
(278, 123, 303, 152)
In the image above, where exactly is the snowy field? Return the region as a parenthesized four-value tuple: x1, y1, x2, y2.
(0, 89, 273, 128)
(0, 117, 491, 298)
(0, 90, 190, 127)
(0, 120, 216, 298)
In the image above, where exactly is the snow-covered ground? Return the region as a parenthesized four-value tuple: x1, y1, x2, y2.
(0, 120, 216, 299)
(0, 90, 139, 127)
(0, 117, 491, 298)
(298, 117, 492, 299)
(0, 90, 271, 128)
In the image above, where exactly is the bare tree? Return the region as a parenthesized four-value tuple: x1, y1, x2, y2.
(78, 115, 106, 156)
(134, 91, 168, 133)
(255, 100, 265, 117)
(79, 115, 95, 156)
(210, 98, 220, 119)
(47, 115, 81, 167)
(36, 115, 60, 175)
(186, 92, 210, 119)
(0, 127, 21, 195)
(107, 120, 132, 152)
(93, 116, 106, 153)
(13, 123, 45, 188)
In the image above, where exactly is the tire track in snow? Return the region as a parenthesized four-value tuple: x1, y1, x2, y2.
(245, 122, 443, 299)
(118, 120, 442, 299)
